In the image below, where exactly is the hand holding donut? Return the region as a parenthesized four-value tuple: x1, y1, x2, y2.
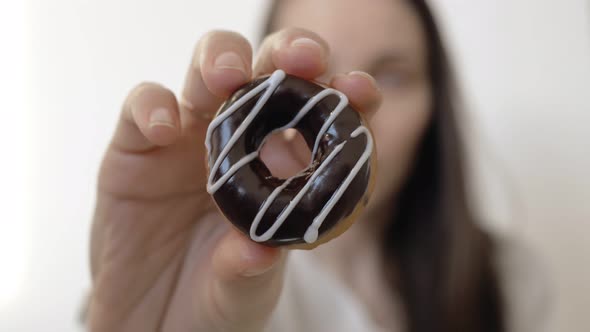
(89, 28, 381, 332)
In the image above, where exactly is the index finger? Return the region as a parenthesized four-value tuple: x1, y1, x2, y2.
(253, 27, 330, 80)
(180, 30, 253, 128)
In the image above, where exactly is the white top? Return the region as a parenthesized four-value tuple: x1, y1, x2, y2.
(265, 236, 552, 332)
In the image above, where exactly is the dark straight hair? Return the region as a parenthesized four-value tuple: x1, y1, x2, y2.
(263, 1, 505, 332)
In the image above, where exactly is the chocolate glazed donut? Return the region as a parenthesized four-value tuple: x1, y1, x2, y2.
(205, 69, 376, 248)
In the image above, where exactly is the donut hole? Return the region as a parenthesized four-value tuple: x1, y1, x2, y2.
(259, 128, 312, 179)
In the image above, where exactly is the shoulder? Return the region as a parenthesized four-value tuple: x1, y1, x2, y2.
(492, 234, 554, 332)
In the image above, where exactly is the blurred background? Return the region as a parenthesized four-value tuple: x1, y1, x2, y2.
(1, 0, 589, 330)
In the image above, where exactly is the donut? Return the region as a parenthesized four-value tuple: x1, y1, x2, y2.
(205, 69, 376, 249)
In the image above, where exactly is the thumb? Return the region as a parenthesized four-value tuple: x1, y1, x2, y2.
(207, 230, 286, 332)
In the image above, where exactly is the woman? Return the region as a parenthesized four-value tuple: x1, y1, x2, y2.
(87, 0, 548, 331)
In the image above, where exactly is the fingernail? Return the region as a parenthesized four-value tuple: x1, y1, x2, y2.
(214, 51, 247, 75)
(290, 37, 321, 51)
(348, 71, 379, 89)
(283, 128, 297, 141)
(239, 246, 282, 277)
(241, 263, 276, 277)
(149, 107, 175, 128)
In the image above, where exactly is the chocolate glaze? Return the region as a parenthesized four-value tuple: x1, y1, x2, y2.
(207, 73, 373, 246)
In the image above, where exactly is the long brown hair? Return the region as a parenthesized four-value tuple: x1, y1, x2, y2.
(263, 1, 505, 331)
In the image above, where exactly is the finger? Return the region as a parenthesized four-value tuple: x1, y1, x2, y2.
(253, 27, 330, 79)
(330, 71, 382, 120)
(208, 230, 286, 331)
(260, 129, 310, 179)
(180, 30, 253, 124)
(112, 82, 180, 153)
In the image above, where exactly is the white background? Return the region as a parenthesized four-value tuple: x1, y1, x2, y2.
(1, 0, 588, 331)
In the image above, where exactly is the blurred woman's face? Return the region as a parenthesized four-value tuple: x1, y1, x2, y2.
(274, 0, 432, 215)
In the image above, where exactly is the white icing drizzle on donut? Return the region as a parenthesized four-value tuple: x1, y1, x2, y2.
(206, 69, 286, 194)
(303, 126, 373, 243)
(250, 141, 347, 242)
(205, 69, 373, 244)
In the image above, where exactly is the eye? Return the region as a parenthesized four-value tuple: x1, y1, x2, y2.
(372, 67, 408, 90)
